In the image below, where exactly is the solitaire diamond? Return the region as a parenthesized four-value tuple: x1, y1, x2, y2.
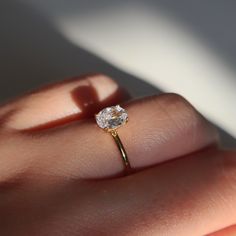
(95, 105, 128, 130)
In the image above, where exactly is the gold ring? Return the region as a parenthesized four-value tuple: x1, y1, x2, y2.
(95, 105, 131, 174)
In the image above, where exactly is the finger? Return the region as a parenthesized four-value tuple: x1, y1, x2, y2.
(2, 74, 128, 131)
(1, 93, 218, 180)
(0, 74, 129, 181)
(2, 149, 235, 236)
(93, 149, 236, 236)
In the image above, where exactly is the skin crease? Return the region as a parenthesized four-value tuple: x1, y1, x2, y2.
(0, 74, 235, 236)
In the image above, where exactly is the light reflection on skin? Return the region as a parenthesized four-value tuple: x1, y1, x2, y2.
(6, 75, 118, 131)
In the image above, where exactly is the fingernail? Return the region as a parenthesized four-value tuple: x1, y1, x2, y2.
(7, 74, 119, 130)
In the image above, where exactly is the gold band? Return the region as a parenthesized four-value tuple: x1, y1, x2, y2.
(110, 130, 132, 174)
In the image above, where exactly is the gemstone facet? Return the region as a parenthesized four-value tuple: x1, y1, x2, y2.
(95, 105, 128, 130)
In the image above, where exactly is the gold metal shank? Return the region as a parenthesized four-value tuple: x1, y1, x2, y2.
(110, 129, 132, 174)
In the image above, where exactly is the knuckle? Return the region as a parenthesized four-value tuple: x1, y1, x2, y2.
(155, 93, 201, 126)
(150, 93, 218, 146)
(158, 93, 196, 113)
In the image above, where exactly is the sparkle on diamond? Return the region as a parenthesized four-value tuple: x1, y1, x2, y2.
(95, 105, 128, 130)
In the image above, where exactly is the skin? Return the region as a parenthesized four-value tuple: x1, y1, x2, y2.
(0, 74, 235, 235)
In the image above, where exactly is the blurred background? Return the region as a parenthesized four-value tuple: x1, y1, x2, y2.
(0, 0, 235, 147)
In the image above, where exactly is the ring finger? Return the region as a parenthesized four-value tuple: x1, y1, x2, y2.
(1, 83, 219, 180)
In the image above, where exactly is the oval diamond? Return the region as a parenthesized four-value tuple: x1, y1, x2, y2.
(95, 105, 128, 130)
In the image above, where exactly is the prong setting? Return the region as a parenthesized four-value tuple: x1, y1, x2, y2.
(95, 105, 128, 131)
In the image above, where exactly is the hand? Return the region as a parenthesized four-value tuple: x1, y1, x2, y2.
(0, 74, 235, 235)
